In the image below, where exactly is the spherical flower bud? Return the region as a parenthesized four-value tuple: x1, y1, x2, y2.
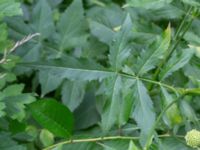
(185, 129, 200, 148)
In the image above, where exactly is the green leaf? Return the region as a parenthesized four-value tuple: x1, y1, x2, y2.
(39, 129, 54, 147)
(57, 0, 88, 51)
(180, 100, 198, 123)
(0, 23, 12, 52)
(74, 92, 100, 130)
(19, 58, 115, 81)
(0, 0, 22, 20)
(29, 98, 74, 138)
(136, 25, 171, 76)
(181, 0, 200, 7)
(109, 14, 132, 71)
(31, 0, 54, 39)
(0, 132, 26, 150)
(132, 80, 155, 145)
(39, 70, 63, 96)
(128, 141, 140, 150)
(61, 80, 86, 111)
(159, 137, 193, 150)
(3, 94, 36, 121)
(161, 87, 182, 127)
(159, 48, 194, 81)
(101, 75, 122, 131)
(125, 0, 172, 9)
(89, 20, 114, 45)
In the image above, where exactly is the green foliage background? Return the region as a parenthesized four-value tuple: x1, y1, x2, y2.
(1, 0, 200, 149)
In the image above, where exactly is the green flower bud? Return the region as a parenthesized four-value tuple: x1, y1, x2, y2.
(185, 129, 200, 148)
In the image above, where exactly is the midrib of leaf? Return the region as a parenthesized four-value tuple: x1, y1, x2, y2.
(20, 62, 200, 96)
(24, 63, 113, 74)
(113, 28, 128, 71)
(108, 75, 119, 118)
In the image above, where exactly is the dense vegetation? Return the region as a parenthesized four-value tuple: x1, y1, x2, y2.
(1, 0, 200, 149)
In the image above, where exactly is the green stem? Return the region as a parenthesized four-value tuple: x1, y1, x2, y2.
(43, 134, 184, 150)
(148, 7, 194, 90)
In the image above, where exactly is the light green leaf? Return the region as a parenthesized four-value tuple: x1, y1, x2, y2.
(109, 14, 132, 71)
(29, 98, 74, 138)
(132, 80, 155, 145)
(2, 84, 24, 96)
(159, 48, 194, 81)
(61, 80, 86, 111)
(39, 129, 54, 147)
(136, 25, 171, 76)
(161, 87, 182, 127)
(3, 94, 36, 121)
(31, 0, 54, 39)
(57, 0, 88, 50)
(0, 0, 22, 20)
(128, 141, 140, 150)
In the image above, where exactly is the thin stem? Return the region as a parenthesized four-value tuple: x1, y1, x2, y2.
(43, 134, 184, 150)
(148, 7, 194, 90)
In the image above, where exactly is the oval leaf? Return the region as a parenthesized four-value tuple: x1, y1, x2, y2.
(29, 99, 74, 138)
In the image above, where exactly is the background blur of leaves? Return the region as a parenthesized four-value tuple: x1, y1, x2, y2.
(1, 0, 200, 149)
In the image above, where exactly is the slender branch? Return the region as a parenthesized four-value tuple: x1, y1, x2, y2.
(0, 33, 40, 64)
(43, 134, 184, 150)
(148, 6, 194, 90)
(119, 72, 200, 96)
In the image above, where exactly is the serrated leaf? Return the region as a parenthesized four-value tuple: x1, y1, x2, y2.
(159, 48, 194, 80)
(109, 14, 132, 71)
(31, 0, 54, 39)
(61, 80, 86, 111)
(0, 132, 26, 150)
(101, 75, 122, 131)
(19, 59, 115, 81)
(57, 0, 88, 50)
(136, 25, 171, 76)
(3, 94, 36, 121)
(0, 0, 22, 20)
(29, 98, 74, 138)
(39, 70, 63, 96)
(89, 20, 114, 45)
(132, 80, 155, 145)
